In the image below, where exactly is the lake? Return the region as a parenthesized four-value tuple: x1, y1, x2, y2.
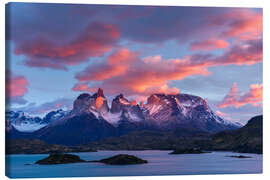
(6, 150, 262, 178)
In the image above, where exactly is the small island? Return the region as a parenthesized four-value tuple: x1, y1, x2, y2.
(226, 155, 252, 158)
(35, 153, 86, 165)
(35, 153, 148, 165)
(91, 154, 148, 165)
(169, 148, 210, 154)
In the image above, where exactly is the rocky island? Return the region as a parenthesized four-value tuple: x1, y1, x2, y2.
(35, 154, 86, 165)
(91, 154, 148, 165)
(226, 155, 252, 158)
(170, 148, 210, 154)
(35, 153, 147, 165)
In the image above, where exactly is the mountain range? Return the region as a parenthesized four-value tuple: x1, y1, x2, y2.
(83, 115, 262, 154)
(6, 115, 262, 154)
(6, 88, 241, 146)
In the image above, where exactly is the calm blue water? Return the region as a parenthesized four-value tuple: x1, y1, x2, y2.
(6, 151, 262, 178)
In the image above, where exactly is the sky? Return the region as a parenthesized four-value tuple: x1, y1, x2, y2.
(5, 3, 262, 124)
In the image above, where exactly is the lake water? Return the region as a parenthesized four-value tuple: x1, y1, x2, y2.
(6, 150, 262, 178)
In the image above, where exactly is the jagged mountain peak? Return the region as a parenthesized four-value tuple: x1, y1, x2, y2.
(112, 94, 138, 108)
(114, 93, 128, 101)
(77, 93, 91, 100)
(73, 94, 95, 114)
(73, 89, 109, 116)
(92, 88, 105, 98)
(97, 88, 105, 97)
(115, 93, 124, 99)
(72, 91, 239, 133)
(111, 93, 134, 113)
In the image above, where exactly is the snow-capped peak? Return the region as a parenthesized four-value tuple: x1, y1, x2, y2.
(5, 109, 68, 132)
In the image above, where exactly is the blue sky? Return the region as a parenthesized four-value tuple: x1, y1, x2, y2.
(6, 3, 262, 124)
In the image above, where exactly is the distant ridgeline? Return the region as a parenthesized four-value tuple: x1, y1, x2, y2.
(6, 88, 262, 154)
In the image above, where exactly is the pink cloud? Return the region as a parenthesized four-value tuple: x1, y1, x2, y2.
(190, 39, 229, 51)
(216, 39, 262, 66)
(218, 83, 262, 108)
(14, 22, 120, 70)
(73, 50, 210, 97)
(187, 9, 262, 54)
(239, 84, 263, 107)
(6, 73, 28, 105)
(218, 83, 238, 108)
(75, 48, 137, 81)
(207, 9, 262, 41)
(72, 83, 96, 93)
(73, 37, 262, 99)
(7, 76, 28, 97)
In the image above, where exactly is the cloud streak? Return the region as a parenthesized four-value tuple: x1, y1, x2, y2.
(190, 39, 229, 51)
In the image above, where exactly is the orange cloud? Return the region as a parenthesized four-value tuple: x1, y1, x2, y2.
(73, 37, 261, 99)
(75, 48, 137, 81)
(72, 83, 96, 93)
(190, 39, 229, 51)
(218, 83, 262, 108)
(73, 52, 210, 97)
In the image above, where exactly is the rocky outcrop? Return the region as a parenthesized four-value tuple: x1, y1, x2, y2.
(91, 154, 148, 165)
(170, 148, 210, 154)
(35, 154, 86, 165)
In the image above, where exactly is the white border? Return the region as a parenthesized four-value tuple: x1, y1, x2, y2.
(0, 0, 268, 180)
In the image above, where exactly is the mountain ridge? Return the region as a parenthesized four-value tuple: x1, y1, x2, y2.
(6, 88, 241, 146)
(6, 114, 262, 154)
